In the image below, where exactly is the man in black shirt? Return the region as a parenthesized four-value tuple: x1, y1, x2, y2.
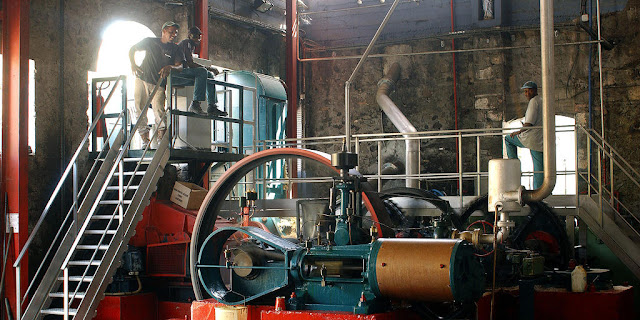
(177, 26, 226, 117)
(129, 21, 184, 147)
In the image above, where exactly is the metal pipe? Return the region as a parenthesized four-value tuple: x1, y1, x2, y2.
(345, 0, 401, 151)
(376, 63, 419, 188)
(596, 0, 605, 141)
(521, 0, 556, 202)
(300, 40, 602, 62)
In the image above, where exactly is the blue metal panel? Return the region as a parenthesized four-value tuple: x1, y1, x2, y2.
(216, 71, 288, 198)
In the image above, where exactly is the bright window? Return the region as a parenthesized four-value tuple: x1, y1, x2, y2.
(504, 115, 577, 195)
(0, 55, 36, 154)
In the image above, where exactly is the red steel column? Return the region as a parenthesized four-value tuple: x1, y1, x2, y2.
(2, 0, 30, 316)
(285, 0, 298, 140)
(196, 0, 209, 59)
(285, 0, 299, 197)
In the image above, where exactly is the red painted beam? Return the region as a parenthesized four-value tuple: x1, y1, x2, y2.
(285, 0, 298, 140)
(195, 0, 209, 59)
(2, 0, 30, 317)
(285, 0, 299, 197)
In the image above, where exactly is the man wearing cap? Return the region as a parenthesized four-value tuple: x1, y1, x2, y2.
(129, 21, 184, 147)
(505, 81, 544, 189)
(177, 26, 226, 116)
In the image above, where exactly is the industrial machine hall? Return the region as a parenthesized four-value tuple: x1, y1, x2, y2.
(2, 0, 640, 319)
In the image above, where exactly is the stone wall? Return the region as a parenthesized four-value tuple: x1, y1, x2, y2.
(301, 6, 640, 198)
(27, 0, 284, 271)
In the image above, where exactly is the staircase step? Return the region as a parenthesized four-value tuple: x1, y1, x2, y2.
(122, 157, 153, 162)
(85, 229, 116, 235)
(58, 276, 94, 282)
(49, 292, 86, 299)
(68, 260, 101, 266)
(76, 244, 110, 250)
(41, 308, 78, 316)
(113, 171, 146, 176)
(99, 200, 132, 205)
(106, 185, 139, 191)
(91, 214, 121, 220)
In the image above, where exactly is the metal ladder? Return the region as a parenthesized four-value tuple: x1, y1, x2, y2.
(15, 76, 171, 319)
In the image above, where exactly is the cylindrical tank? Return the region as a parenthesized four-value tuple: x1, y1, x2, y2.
(370, 238, 484, 302)
(488, 158, 522, 212)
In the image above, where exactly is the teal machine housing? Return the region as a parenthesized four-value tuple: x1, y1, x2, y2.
(196, 226, 485, 314)
(215, 71, 288, 199)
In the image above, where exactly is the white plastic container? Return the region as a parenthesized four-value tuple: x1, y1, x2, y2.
(214, 306, 248, 320)
(571, 265, 587, 292)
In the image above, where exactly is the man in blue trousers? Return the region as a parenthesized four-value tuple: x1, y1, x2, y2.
(505, 81, 544, 189)
(178, 26, 226, 117)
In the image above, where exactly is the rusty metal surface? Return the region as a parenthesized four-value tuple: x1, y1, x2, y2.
(375, 238, 458, 301)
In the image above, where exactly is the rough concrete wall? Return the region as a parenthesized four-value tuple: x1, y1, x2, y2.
(27, 0, 284, 273)
(597, 1, 640, 213)
(302, 15, 624, 195)
(208, 18, 285, 76)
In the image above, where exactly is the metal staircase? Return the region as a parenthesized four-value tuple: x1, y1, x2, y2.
(14, 76, 171, 319)
(573, 125, 640, 279)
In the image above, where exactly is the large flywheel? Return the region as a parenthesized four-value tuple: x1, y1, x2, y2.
(189, 148, 394, 300)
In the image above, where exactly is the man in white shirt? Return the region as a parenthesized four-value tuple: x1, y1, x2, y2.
(505, 81, 544, 189)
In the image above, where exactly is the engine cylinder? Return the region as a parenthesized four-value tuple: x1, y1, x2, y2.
(371, 238, 484, 302)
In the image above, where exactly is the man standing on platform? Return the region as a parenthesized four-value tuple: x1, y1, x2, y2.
(129, 21, 184, 147)
(504, 81, 544, 189)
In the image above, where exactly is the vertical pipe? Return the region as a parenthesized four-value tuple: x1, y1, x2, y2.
(354, 137, 360, 171)
(476, 136, 481, 196)
(377, 141, 382, 192)
(588, 0, 593, 129)
(345, 82, 351, 151)
(522, 0, 556, 202)
(451, 0, 460, 186)
(596, 0, 604, 141)
(575, 125, 580, 214)
(458, 134, 463, 206)
(587, 133, 592, 196)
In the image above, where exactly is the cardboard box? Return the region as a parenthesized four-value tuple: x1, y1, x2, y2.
(170, 181, 208, 210)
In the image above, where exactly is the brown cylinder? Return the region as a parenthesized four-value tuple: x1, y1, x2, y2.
(374, 238, 463, 301)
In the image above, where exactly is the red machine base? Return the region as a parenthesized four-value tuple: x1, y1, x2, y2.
(192, 300, 421, 320)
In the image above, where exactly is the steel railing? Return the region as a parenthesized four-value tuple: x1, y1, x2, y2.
(13, 75, 128, 319)
(576, 125, 640, 237)
(240, 124, 578, 206)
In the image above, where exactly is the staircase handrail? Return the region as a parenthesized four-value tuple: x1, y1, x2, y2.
(13, 75, 126, 268)
(60, 77, 164, 269)
(577, 125, 640, 185)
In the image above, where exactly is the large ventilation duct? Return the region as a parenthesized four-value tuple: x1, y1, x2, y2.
(376, 63, 420, 188)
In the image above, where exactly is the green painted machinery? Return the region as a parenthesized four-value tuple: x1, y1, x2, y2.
(195, 226, 485, 314)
